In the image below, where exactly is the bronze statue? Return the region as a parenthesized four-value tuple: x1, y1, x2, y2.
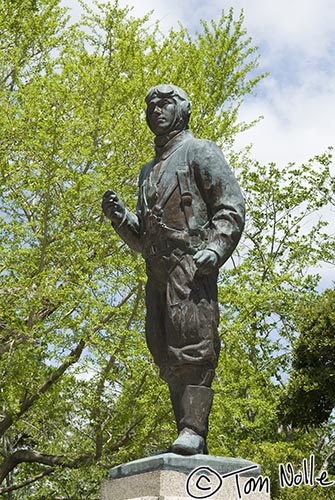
(102, 84, 245, 455)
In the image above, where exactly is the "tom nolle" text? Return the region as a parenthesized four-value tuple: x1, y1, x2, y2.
(279, 454, 335, 489)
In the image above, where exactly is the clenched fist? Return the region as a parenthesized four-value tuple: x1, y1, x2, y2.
(102, 190, 125, 225)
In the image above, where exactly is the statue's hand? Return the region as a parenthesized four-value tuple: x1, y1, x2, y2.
(102, 190, 125, 224)
(193, 249, 219, 275)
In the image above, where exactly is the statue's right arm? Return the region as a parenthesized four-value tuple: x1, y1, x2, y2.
(102, 165, 149, 255)
(111, 206, 142, 254)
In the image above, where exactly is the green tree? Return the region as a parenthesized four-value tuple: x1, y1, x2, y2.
(0, 0, 264, 497)
(280, 289, 335, 427)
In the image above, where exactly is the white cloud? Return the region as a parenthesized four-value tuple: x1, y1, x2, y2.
(230, 0, 335, 57)
(235, 69, 335, 165)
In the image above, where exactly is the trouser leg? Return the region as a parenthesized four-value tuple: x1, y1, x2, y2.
(145, 253, 220, 454)
(144, 276, 167, 368)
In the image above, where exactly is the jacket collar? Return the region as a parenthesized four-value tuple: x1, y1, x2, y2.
(155, 129, 193, 160)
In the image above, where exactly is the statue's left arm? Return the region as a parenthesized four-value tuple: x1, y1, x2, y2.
(192, 140, 245, 267)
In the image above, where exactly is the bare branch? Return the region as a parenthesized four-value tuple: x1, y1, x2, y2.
(0, 449, 93, 488)
(92, 282, 143, 459)
(0, 339, 85, 437)
(0, 450, 63, 484)
(106, 414, 146, 452)
(0, 466, 55, 494)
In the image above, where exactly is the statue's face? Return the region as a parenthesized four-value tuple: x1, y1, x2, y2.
(146, 96, 176, 136)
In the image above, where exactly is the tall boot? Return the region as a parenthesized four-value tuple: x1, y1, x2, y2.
(168, 384, 184, 433)
(170, 385, 214, 455)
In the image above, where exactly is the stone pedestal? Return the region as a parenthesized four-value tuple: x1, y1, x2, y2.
(101, 453, 270, 500)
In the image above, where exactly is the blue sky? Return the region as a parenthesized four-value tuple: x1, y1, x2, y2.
(62, 0, 335, 166)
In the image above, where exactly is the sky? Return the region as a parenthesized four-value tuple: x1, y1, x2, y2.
(62, 0, 335, 285)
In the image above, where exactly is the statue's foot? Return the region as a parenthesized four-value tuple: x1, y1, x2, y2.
(170, 428, 205, 455)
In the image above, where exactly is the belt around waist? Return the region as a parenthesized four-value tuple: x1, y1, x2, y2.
(143, 235, 202, 258)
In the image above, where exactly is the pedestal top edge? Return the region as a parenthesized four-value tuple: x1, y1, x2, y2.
(110, 453, 262, 480)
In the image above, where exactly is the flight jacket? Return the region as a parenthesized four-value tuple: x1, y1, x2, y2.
(113, 130, 245, 267)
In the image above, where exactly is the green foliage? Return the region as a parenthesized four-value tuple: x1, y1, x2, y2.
(280, 289, 335, 427)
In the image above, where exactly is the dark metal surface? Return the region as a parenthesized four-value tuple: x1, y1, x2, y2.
(102, 84, 245, 454)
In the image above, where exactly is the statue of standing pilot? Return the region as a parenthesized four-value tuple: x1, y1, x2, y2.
(102, 84, 245, 455)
